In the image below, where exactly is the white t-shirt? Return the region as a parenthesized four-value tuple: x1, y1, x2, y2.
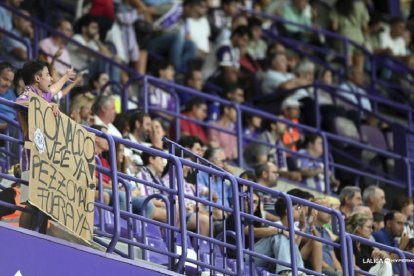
(94, 115, 122, 138)
(68, 34, 100, 70)
(261, 70, 295, 94)
(187, 17, 211, 54)
(379, 30, 407, 56)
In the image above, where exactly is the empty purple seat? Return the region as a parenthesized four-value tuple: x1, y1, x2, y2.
(360, 125, 387, 150)
(134, 221, 162, 241)
(333, 117, 360, 141)
(144, 237, 169, 265)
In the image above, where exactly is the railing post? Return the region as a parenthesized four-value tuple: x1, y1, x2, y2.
(143, 76, 149, 113)
(235, 104, 243, 167)
(320, 133, 331, 194)
(284, 195, 298, 275)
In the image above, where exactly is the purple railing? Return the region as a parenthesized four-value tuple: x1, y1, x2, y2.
(247, 9, 414, 105)
(137, 75, 413, 196)
(1, 97, 414, 275)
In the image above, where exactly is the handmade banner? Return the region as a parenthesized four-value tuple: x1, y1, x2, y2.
(27, 92, 96, 242)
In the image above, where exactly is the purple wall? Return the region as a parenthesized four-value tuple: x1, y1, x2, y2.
(0, 222, 177, 276)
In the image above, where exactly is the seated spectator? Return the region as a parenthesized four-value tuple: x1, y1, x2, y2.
(68, 15, 111, 71)
(148, 60, 176, 124)
(243, 113, 262, 146)
(186, 0, 211, 59)
(124, 112, 152, 169)
(91, 95, 122, 137)
(362, 185, 386, 214)
(90, 71, 111, 95)
(296, 134, 340, 192)
(373, 211, 409, 274)
(129, 147, 169, 223)
(223, 83, 245, 103)
(39, 19, 73, 76)
(282, 0, 313, 37)
(379, 17, 408, 58)
(207, 0, 239, 44)
(179, 98, 208, 144)
(177, 135, 204, 157)
(261, 53, 302, 95)
(225, 189, 305, 275)
(343, 213, 392, 275)
(202, 26, 251, 80)
(272, 190, 307, 274)
(197, 147, 233, 219)
(338, 186, 362, 218)
(2, 10, 33, 69)
(207, 105, 237, 161)
(247, 17, 267, 60)
(149, 118, 167, 150)
(180, 67, 204, 104)
(373, 211, 408, 248)
(0, 62, 16, 131)
(281, 98, 301, 152)
(312, 197, 343, 276)
(337, 66, 372, 113)
(162, 157, 211, 236)
(391, 196, 414, 238)
(0, 0, 23, 31)
(255, 162, 279, 219)
(149, 0, 203, 72)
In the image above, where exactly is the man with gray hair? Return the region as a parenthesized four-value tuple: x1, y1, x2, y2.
(92, 95, 122, 138)
(337, 66, 372, 112)
(363, 185, 386, 213)
(339, 186, 362, 218)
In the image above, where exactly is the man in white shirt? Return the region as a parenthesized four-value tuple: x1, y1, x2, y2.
(379, 17, 408, 57)
(338, 66, 372, 112)
(91, 95, 122, 138)
(261, 53, 310, 96)
(125, 112, 153, 167)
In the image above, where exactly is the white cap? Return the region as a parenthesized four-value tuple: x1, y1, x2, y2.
(281, 98, 302, 110)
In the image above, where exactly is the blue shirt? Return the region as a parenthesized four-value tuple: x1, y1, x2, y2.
(197, 171, 232, 208)
(297, 149, 324, 191)
(0, 89, 17, 123)
(0, 6, 12, 31)
(317, 226, 334, 266)
(373, 228, 397, 247)
(2, 29, 30, 69)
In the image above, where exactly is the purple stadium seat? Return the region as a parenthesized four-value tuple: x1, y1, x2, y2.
(332, 117, 360, 141)
(134, 221, 163, 241)
(360, 125, 387, 150)
(144, 237, 169, 265)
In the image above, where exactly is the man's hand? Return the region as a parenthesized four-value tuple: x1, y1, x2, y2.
(400, 231, 409, 250)
(288, 171, 302, 181)
(65, 67, 77, 81)
(51, 104, 60, 117)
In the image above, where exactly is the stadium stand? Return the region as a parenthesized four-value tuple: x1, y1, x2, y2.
(1, 0, 414, 275)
